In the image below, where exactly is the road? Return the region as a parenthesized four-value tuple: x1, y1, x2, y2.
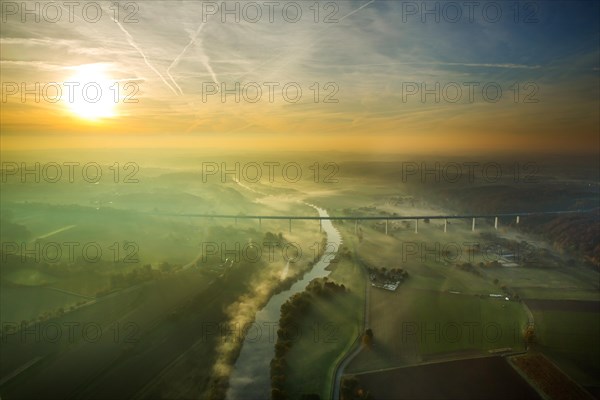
(332, 249, 371, 400)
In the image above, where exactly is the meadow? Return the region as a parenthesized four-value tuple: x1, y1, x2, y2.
(281, 255, 366, 399)
(1, 150, 598, 399)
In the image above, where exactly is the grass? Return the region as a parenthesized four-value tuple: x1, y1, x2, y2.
(339, 220, 531, 373)
(281, 254, 366, 399)
(330, 213, 598, 378)
(531, 309, 600, 384)
(347, 286, 529, 373)
(409, 291, 527, 355)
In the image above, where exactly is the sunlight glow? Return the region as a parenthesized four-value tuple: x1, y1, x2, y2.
(63, 64, 118, 120)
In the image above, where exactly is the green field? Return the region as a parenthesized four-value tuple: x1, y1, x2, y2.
(295, 180, 599, 391)
(281, 255, 366, 399)
(333, 219, 530, 373)
(347, 287, 529, 373)
(1, 151, 598, 399)
(532, 309, 600, 385)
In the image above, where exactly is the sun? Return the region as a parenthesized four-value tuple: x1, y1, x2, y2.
(63, 64, 118, 120)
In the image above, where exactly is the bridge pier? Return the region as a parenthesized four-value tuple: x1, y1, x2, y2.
(319, 220, 322, 232)
(289, 218, 292, 233)
(516, 216, 520, 224)
(385, 220, 388, 235)
(415, 219, 419, 234)
(259, 218, 261, 228)
(472, 218, 476, 232)
(355, 220, 358, 235)
(444, 218, 447, 233)
(494, 216, 498, 230)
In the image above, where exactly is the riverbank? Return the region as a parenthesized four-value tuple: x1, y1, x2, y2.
(227, 205, 342, 400)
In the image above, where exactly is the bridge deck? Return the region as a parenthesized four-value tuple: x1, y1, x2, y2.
(154, 209, 593, 221)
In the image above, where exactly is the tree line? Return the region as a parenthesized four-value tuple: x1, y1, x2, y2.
(270, 278, 349, 400)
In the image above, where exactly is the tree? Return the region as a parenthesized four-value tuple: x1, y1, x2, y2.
(524, 326, 536, 344)
(159, 261, 172, 273)
(362, 328, 374, 349)
(300, 394, 321, 400)
(341, 377, 360, 400)
(340, 376, 373, 400)
(271, 388, 287, 400)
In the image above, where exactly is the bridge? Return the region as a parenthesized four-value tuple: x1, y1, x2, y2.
(155, 209, 593, 234)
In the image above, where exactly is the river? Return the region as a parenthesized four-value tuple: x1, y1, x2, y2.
(226, 204, 342, 400)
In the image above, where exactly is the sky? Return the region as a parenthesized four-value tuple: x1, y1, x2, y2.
(0, 0, 598, 153)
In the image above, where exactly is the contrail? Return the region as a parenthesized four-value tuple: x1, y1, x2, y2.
(186, 1, 375, 132)
(338, 0, 375, 21)
(111, 17, 179, 95)
(167, 23, 207, 95)
(233, 0, 376, 82)
(168, 21, 220, 95)
(60, 2, 178, 95)
(202, 52, 220, 86)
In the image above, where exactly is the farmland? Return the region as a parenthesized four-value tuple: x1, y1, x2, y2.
(279, 254, 366, 399)
(354, 356, 542, 400)
(299, 172, 599, 399)
(1, 152, 598, 399)
(510, 353, 594, 400)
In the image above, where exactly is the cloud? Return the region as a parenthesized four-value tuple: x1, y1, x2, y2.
(1, 1, 597, 153)
(110, 17, 179, 95)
